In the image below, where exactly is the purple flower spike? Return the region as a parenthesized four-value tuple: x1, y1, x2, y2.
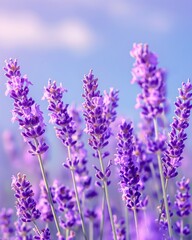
(113, 215, 126, 240)
(0, 208, 15, 239)
(174, 177, 191, 236)
(130, 43, 167, 119)
(11, 173, 41, 223)
(14, 220, 33, 240)
(175, 177, 191, 217)
(82, 70, 118, 151)
(43, 80, 76, 148)
(162, 80, 192, 179)
(34, 228, 51, 240)
(115, 120, 147, 209)
(4, 59, 21, 79)
(4, 59, 49, 156)
(37, 181, 54, 223)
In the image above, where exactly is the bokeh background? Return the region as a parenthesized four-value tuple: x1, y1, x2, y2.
(0, 0, 192, 206)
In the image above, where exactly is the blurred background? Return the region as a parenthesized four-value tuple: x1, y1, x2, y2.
(0, 0, 192, 205)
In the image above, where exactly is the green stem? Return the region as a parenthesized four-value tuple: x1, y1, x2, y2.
(89, 220, 93, 240)
(98, 150, 117, 240)
(149, 162, 161, 203)
(153, 119, 172, 238)
(67, 146, 88, 240)
(66, 228, 69, 239)
(34, 139, 61, 236)
(180, 219, 184, 240)
(33, 220, 41, 235)
(158, 178, 168, 222)
(99, 189, 105, 240)
(125, 207, 129, 240)
(133, 208, 139, 240)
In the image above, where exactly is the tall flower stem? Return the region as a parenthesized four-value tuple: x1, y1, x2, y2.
(180, 219, 184, 240)
(158, 179, 168, 222)
(89, 220, 93, 240)
(149, 162, 161, 203)
(33, 220, 41, 235)
(98, 150, 117, 240)
(133, 207, 139, 240)
(99, 190, 105, 240)
(153, 119, 172, 238)
(67, 146, 87, 240)
(66, 229, 69, 239)
(34, 139, 61, 236)
(125, 207, 129, 240)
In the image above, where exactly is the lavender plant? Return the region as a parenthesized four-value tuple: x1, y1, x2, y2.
(43, 80, 87, 239)
(115, 120, 148, 239)
(4, 59, 61, 237)
(130, 43, 172, 237)
(1, 43, 192, 240)
(174, 177, 191, 239)
(82, 70, 119, 240)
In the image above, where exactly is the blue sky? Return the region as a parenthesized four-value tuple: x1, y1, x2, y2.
(1, 0, 192, 172)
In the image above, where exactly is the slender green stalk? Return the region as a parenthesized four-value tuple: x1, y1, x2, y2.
(180, 219, 184, 240)
(67, 146, 88, 240)
(143, 209, 149, 238)
(98, 150, 117, 240)
(158, 178, 168, 222)
(149, 162, 161, 203)
(133, 208, 139, 240)
(89, 220, 93, 240)
(153, 119, 172, 238)
(33, 220, 41, 235)
(99, 189, 105, 240)
(125, 207, 129, 240)
(66, 229, 69, 239)
(34, 139, 61, 236)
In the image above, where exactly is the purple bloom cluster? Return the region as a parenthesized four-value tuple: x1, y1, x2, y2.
(34, 228, 51, 240)
(115, 120, 147, 209)
(162, 80, 192, 179)
(130, 43, 166, 119)
(4, 59, 48, 156)
(43, 80, 76, 148)
(11, 173, 41, 223)
(82, 70, 119, 151)
(133, 136, 152, 183)
(52, 180, 77, 229)
(37, 181, 54, 223)
(0, 208, 14, 239)
(174, 177, 191, 236)
(113, 215, 126, 240)
(14, 220, 33, 240)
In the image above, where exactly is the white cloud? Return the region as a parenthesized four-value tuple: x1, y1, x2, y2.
(106, 0, 174, 34)
(0, 11, 99, 52)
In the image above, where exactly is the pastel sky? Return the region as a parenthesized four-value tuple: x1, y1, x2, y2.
(1, 0, 192, 171)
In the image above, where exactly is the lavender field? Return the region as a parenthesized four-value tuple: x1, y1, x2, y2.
(0, 43, 191, 240)
(0, 1, 192, 240)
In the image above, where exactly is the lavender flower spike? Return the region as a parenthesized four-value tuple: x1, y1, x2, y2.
(174, 177, 191, 237)
(130, 43, 166, 119)
(11, 173, 41, 223)
(4, 59, 48, 156)
(43, 80, 76, 148)
(0, 208, 14, 239)
(43, 80, 87, 240)
(4, 59, 61, 236)
(163, 80, 192, 179)
(82, 70, 119, 240)
(115, 120, 147, 210)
